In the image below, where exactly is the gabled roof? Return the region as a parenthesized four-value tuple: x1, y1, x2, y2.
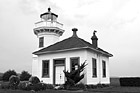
(33, 36, 113, 57)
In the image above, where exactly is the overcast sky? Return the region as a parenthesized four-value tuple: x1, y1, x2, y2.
(0, 0, 140, 77)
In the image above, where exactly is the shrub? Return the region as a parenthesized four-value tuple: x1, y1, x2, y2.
(75, 83, 86, 90)
(120, 77, 140, 87)
(19, 76, 54, 91)
(9, 75, 20, 89)
(85, 84, 109, 89)
(25, 82, 51, 91)
(18, 81, 54, 91)
(63, 61, 87, 89)
(20, 71, 31, 81)
(29, 83, 43, 91)
(0, 82, 10, 89)
(97, 83, 104, 88)
(87, 85, 97, 89)
(0, 75, 3, 81)
(45, 84, 54, 89)
(29, 76, 40, 85)
(18, 81, 30, 90)
(2, 70, 17, 81)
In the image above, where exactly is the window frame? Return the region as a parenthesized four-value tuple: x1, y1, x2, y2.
(39, 37, 44, 48)
(102, 60, 106, 78)
(92, 58, 97, 78)
(42, 60, 49, 78)
(70, 57, 80, 71)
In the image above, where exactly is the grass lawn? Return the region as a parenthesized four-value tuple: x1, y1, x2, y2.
(0, 89, 92, 93)
(88, 86, 140, 93)
(1, 87, 140, 93)
(0, 77, 140, 93)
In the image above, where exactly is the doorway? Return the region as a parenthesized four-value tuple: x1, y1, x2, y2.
(53, 59, 65, 85)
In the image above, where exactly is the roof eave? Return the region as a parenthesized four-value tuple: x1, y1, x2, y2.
(33, 46, 113, 57)
(88, 47, 113, 57)
(33, 47, 88, 55)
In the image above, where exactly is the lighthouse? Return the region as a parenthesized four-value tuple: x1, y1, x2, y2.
(33, 8, 64, 48)
(32, 8, 64, 76)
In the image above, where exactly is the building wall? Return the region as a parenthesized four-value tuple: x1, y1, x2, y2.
(32, 54, 39, 76)
(32, 49, 110, 84)
(32, 49, 87, 84)
(86, 50, 110, 84)
(38, 32, 60, 47)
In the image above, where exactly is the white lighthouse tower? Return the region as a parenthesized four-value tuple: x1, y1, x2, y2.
(32, 8, 64, 76)
(34, 8, 64, 48)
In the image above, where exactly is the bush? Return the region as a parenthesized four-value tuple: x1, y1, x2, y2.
(0, 75, 3, 81)
(85, 84, 109, 89)
(45, 84, 54, 89)
(26, 83, 52, 91)
(9, 75, 20, 89)
(120, 77, 140, 87)
(20, 71, 31, 81)
(18, 81, 54, 91)
(86, 85, 97, 89)
(18, 81, 30, 90)
(63, 83, 86, 90)
(0, 82, 10, 89)
(28, 83, 42, 91)
(63, 61, 87, 89)
(2, 70, 17, 81)
(29, 76, 40, 85)
(75, 83, 86, 90)
(19, 76, 54, 91)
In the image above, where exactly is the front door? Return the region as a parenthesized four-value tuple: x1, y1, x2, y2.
(53, 59, 65, 85)
(55, 66, 65, 84)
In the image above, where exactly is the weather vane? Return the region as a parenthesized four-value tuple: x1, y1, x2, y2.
(94, 30, 97, 34)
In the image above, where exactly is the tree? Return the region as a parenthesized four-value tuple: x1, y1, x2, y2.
(2, 70, 17, 81)
(20, 71, 31, 81)
(63, 61, 87, 88)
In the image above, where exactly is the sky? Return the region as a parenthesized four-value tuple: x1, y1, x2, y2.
(0, 0, 140, 77)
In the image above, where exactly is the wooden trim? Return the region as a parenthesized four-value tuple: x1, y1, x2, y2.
(39, 37, 44, 48)
(70, 57, 80, 71)
(53, 61, 55, 85)
(53, 58, 65, 66)
(42, 60, 50, 78)
(92, 58, 97, 78)
(53, 58, 66, 85)
(102, 60, 106, 78)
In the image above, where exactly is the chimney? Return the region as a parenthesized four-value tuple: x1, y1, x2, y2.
(72, 28, 78, 37)
(91, 30, 98, 48)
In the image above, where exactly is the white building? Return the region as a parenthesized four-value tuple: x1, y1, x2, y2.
(32, 8, 113, 85)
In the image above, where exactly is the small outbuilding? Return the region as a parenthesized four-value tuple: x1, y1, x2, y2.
(32, 8, 113, 85)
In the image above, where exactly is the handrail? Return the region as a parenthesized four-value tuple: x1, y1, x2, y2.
(35, 21, 63, 25)
(35, 21, 63, 28)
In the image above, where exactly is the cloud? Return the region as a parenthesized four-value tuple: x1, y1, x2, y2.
(106, 0, 140, 29)
(18, 0, 140, 29)
(18, 0, 51, 14)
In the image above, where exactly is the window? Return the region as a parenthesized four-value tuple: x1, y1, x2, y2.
(92, 58, 97, 77)
(42, 60, 49, 77)
(39, 37, 44, 48)
(70, 57, 79, 71)
(54, 59, 65, 65)
(102, 60, 106, 77)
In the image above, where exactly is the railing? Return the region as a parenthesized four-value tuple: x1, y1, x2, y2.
(35, 21, 63, 29)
